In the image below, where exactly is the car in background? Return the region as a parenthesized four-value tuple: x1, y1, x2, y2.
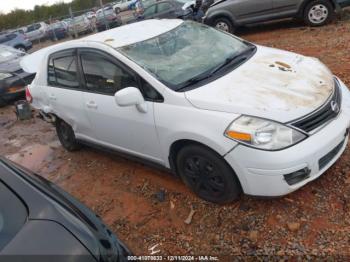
(68, 15, 94, 37)
(47, 21, 68, 40)
(0, 45, 35, 107)
(22, 20, 350, 203)
(130, 0, 193, 22)
(96, 6, 122, 32)
(0, 32, 32, 52)
(26, 22, 48, 42)
(86, 11, 97, 19)
(203, 0, 350, 33)
(0, 157, 131, 261)
(10, 27, 28, 36)
(113, 0, 133, 13)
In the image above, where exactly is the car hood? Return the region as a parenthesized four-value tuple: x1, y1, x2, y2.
(184, 45, 334, 123)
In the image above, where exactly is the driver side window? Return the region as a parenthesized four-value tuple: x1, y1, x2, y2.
(80, 52, 138, 95)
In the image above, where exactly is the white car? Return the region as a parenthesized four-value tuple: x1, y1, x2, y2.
(113, 0, 133, 13)
(26, 22, 48, 42)
(21, 20, 350, 203)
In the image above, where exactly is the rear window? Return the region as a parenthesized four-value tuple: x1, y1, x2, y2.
(0, 182, 27, 251)
(48, 54, 80, 89)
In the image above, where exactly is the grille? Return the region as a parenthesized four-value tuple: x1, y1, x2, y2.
(292, 79, 342, 133)
(319, 139, 345, 170)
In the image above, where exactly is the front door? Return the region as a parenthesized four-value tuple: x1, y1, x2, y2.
(78, 49, 164, 163)
(232, 0, 274, 23)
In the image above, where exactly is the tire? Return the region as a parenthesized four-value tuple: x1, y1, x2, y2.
(115, 7, 121, 14)
(303, 0, 334, 26)
(213, 17, 234, 33)
(56, 118, 81, 151)
(15, 45, 26, 52)
(176, 144, 241, 203)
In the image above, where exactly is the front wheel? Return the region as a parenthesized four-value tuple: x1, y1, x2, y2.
(213, 17, 234, 33)
(303, 0, 334, 26)
(56, 118, 81, 151)
(176, 144, 241, 203)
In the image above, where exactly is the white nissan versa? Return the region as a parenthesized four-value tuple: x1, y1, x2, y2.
(21, 20, 350, 203)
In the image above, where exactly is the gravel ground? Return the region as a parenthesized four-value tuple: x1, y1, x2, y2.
(2, 11, 350, 259)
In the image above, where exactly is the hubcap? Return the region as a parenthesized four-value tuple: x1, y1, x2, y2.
(184, 156, 225, 197)
(215, 21, 229, 32)
(308, 4, 328, 24)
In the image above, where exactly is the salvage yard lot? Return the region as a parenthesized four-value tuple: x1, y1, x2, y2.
(2, 14, 350, 256)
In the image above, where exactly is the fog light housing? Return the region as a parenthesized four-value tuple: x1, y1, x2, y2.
(284, 168, 311, 186)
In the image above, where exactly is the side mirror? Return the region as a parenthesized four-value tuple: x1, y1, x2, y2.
(114, 87, 147, 113)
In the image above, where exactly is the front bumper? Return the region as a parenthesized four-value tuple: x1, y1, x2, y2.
(225, 77, 350, 197)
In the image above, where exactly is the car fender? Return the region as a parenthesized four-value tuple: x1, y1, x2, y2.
(154, 102, 239, 168)
(296, 0, 339, 17)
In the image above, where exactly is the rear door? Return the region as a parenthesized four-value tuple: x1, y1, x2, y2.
(47, 49, 93, 139)
(228, 0, 274, 23)
(78, 48, 164, 163)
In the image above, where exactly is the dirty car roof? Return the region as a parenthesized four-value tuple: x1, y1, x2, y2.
(83, 19, 183, 48)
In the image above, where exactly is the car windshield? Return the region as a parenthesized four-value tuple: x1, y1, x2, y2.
(0, 46, 24, 63)
(118, 21, 253, 90)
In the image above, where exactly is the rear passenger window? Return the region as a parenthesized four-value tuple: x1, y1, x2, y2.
(0, 182, 27, 251)
(48, 55, 80, 89)
(81, 52, 137, 95)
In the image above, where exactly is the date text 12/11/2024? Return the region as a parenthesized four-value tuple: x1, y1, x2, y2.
(127, 256, 219, 261)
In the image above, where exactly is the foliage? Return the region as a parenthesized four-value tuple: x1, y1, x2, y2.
(0, 0, 115, 30)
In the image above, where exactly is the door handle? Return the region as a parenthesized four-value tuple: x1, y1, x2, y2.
(49, 94, 56, 101)
(86, 101, 98, 109)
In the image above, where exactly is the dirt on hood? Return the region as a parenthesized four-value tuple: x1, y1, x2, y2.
(185, 45, 334, 123)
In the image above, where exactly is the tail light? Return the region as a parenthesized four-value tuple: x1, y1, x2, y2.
(25, 86, 33, 103)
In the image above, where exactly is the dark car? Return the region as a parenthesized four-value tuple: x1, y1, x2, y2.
(0, 45, 35, 107)
(0, 157, 131, 261)
(47, 22, 68, 40)
(128, 0, 193, 23)
(96, 6, 122, 32)
(0, 32, 32, 52)
(203, 0, 350, 33)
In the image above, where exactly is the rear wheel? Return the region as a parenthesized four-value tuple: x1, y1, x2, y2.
(176, 144, 241, 203)
(115, 7, 121, 13)
(56, 118, 81, 151)
(213, 17, 234, 33)
(15, 45, 26, 52)
(303, 0, 334, 26)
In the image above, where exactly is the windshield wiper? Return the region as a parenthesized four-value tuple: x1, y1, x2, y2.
(177, 45, 256, 91)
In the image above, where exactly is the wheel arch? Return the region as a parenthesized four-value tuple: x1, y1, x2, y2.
(168, 139, 243, 192)
(204, 10, 237, 27)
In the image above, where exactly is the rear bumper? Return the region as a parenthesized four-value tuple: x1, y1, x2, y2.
(224, 77, 350, 197)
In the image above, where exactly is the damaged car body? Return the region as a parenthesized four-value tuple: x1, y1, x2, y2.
(0, 45, 35, 107)
(21, 20, 350, 203)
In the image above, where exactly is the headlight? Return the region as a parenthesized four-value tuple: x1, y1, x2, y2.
(225, 116, 307, 150)
(0, 72, 13, 80)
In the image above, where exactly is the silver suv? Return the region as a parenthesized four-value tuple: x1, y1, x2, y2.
(204, 0, 350, 32)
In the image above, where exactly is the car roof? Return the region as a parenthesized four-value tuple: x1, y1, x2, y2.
(84, 19, 183, 48)
(21, 19, 183, 74)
